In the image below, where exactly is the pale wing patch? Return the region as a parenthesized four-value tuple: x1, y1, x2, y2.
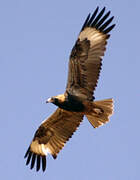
(41, 144, 52, 155)
(79, 27, 106, 47)
(30, 140, 52, 156)
(79, 27, 107, 66)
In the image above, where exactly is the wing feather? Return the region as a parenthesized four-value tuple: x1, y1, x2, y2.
(24, 108, 83, 171)
(66, 7, 115, 101)
(36, 155, 40, 171)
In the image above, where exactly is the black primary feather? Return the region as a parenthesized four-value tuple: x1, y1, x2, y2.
(95, 11, 110, 29)
(24, 147, 47, 172)
(36, 155, 41, 171)
(80, 7, 115, 34)
(91, 7, 106, 27)
(86, 6, 99, 26)
(80, 13, 91, 32)
(42, 156, 46, 172)
(24, 147, 30, 158)
(99, 16, 114, 31)
(26, 151, 32, 165)
(30, 154, 36, 169)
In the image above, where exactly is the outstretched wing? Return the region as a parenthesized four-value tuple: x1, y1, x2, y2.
(66, 7, 115, 101)
(24, 108, 83, 172)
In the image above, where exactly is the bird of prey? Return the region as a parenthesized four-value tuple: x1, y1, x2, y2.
(24, 7, 115, 172)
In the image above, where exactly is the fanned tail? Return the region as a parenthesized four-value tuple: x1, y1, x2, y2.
(86, 98, 114, 128)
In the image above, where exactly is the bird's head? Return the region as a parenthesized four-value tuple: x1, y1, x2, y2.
(46, 94, 65, 105)
(46, 97, 56, 104)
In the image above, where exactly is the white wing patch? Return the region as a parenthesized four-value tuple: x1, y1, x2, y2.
(30, 140, 52, 156)
(79, 27, 106, 47)
(41, 144, 52, 155)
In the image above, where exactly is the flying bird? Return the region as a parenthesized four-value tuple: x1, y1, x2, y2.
(24, 7, 115, 172)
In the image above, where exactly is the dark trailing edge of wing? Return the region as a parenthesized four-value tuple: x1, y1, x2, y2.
(24, 147, 46, 172)
(81, 6, 115, 34)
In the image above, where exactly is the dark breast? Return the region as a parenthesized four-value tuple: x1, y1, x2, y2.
(59, 100, 84, 112)
(54, 96, 85, 112)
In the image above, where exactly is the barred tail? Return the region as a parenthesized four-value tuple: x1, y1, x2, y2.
(86, 98, 114, 128)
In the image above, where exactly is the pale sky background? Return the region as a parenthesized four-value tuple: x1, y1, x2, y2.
(0, 0, 139, 179)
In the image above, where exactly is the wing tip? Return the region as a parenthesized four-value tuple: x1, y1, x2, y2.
(52, 154, 57, 159)
(103, 24, 116, 34)
(36, 155, 41, 171)
(81, 6, 115, 34)
(42, 156, 46, 172)
(24, 146, 30, 158)
(24, 147, 47, 172)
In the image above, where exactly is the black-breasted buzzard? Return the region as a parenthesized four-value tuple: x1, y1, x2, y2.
(24, 7, 115, 172)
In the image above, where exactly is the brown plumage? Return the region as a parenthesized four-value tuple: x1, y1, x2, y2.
(24, 7, 115, 172)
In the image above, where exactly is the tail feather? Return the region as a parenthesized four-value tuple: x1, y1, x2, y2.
(86, 98, 114, 128)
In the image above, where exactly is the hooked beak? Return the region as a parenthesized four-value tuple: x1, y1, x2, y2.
(46, 98, 52, 103)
